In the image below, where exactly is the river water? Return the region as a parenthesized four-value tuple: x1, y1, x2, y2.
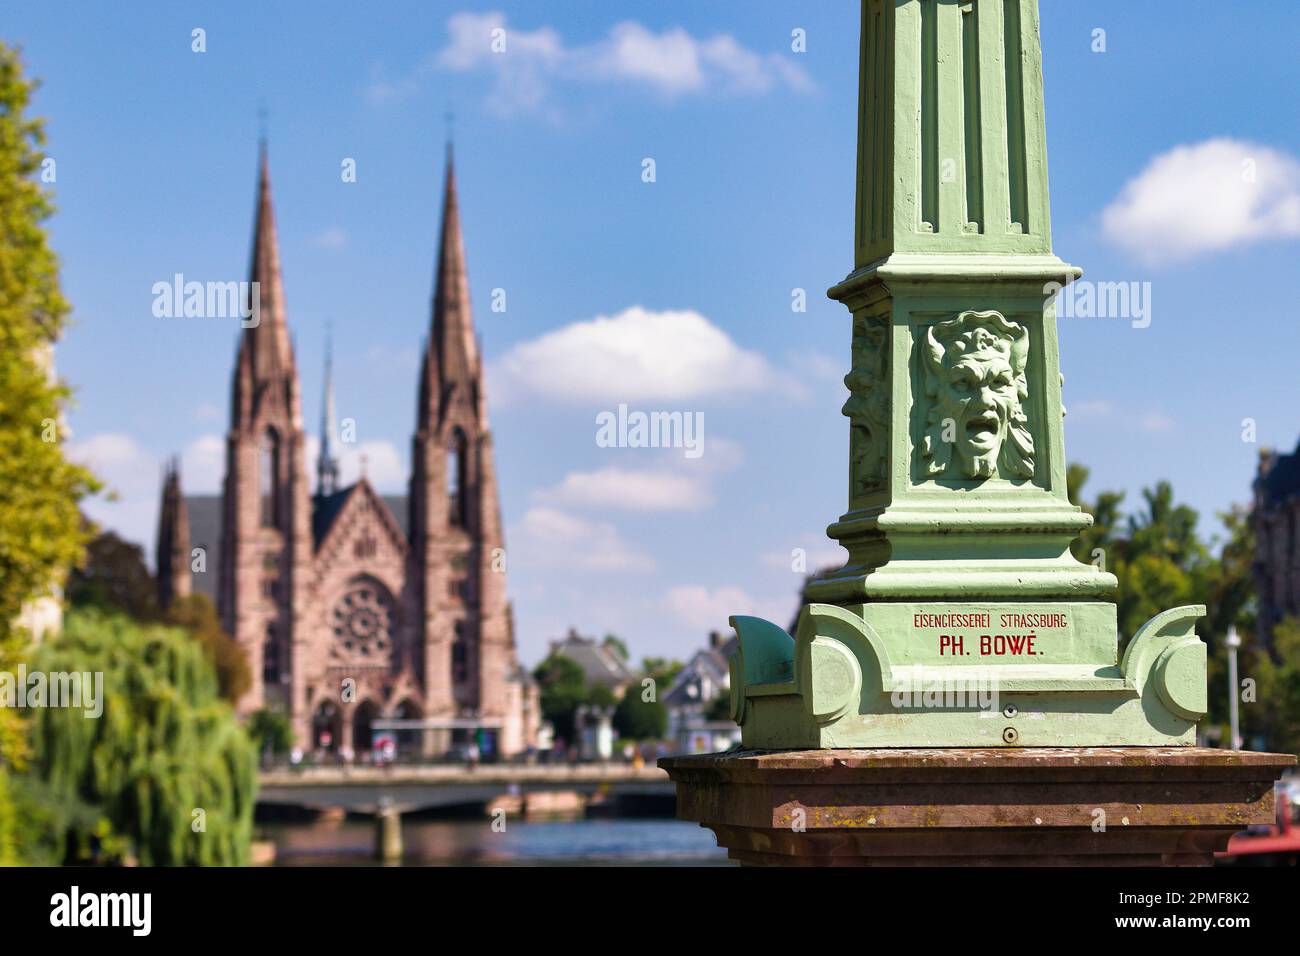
(263, 818, 732, 866)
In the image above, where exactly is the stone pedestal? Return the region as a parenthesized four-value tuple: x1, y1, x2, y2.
(661, 748, 1293, 866)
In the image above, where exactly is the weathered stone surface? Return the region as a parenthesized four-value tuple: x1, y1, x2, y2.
(662, 748, 1295, 866)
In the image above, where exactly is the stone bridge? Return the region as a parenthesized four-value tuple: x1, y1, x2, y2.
(257, 762, 674, 814)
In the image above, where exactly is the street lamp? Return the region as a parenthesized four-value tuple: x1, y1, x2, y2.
(1225, 626, 1242, 750)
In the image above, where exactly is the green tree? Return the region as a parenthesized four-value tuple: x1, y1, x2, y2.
(1118, 552, 1195, 640)
(641, 657, 684, 693)
(1195, 504, 1256, 729)
(66, 529, 158, 620)
(247, 708, 294, 757)
(163, 593, 251, 704)
(533, 653, 588, 745)
(1126, 482, 1206, 570)
(25, 610, 257, 865)
(1068, 467, 1209, 639)
(1068, 465, 1264, 743)
(704, 692, 732, 722)
(0, 768, 15, 865)
(1067, 463, 1123, 568)
(613, 683, 667, 741)
(601, 634, 629, 662)
(0, 43, 98, 851)
(1252, 617, 1300, 758)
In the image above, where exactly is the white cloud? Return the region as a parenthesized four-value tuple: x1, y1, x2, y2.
(439, 12, 564, 71)
(490, 305, 772, 404)
(1061, 401, 1173, 434)
(665, 585, 790, 633)
(365, 344, 420, 371)
(1137, 411, 1175, 433)
(365, 61, 421, 105)
(693, 435, 745, 474)
(70, 433, 154, 497)
(311, 227, 347, 250)
(181, 434, 224, 493)
(514, 506, 655, 572)
(761, 536, 847, 575)
(307, 435, 407, 493)
(426, 12, 811, 115)
(1065, 399, 1113, 422)
(533, 466, 711, 512)
(66, 430, 409, 560)
(1101, 138, 1300, 265)
(68, 433, 160, 555)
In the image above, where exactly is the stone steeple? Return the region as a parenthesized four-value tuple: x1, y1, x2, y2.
(409, 145, 512, 721)
(155, 457, 191, 610)
(243, 143, 297, 395)
(317, 326, 340, 497)
(418, 144, 482, 434)
(219, 142, 313, 715)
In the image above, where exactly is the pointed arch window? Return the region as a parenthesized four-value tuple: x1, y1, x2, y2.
(452, 619, 468, 683)
(263, 624, 281, 685)
(448, 428, 468, 528)
(260, 430, 280, 528)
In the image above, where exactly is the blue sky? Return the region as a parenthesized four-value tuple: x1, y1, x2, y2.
(7, 1, 1300, 664)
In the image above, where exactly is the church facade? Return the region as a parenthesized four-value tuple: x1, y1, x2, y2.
(155, 147, 538, 760)
(1255, 441, 1300, 646)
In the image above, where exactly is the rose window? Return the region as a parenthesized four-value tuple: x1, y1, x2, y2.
(331, 584, 393, 660)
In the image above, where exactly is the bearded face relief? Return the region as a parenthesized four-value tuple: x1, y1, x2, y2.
(843, 314, 890, 494)
(920, 310, 1035, 481)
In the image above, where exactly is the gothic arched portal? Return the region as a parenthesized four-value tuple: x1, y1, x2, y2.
(312, 700, 341, 754)
(352, 700, 379, 756)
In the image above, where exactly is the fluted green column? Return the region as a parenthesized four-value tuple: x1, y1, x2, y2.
(726, 0, 1208, 748)
(812, 0, 1102, 603)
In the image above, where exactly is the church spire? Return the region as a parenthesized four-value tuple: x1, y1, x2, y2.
(155, 457, 191, 611)
(421, 145, 479, 430)
(240, 143, 297, 398)
(317, 325, 340, 497)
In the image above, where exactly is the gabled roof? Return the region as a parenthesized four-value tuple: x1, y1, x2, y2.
(184, 494, 222, 603)
(183, 489, 410, 605)
(664, 640, 736, 707)
(549, 632, 637, 688)
(313, 480, 408, 556)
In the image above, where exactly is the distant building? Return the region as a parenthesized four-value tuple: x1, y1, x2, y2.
(1255, 443, 1300, 644)
(155, 458, 191, 611)
(547, 630, 637, 695)
(665, 630, 741, 754)
(152, 145, 537, 760)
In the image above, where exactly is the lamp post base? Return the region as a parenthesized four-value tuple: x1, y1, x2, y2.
(660, 747, 1293, 866)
